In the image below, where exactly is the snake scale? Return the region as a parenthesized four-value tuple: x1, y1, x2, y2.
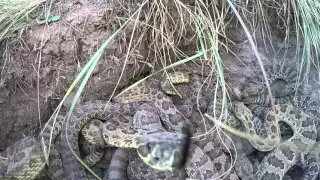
(81, 102, 196, 180)
(81, 68, 262, 179)
(112, 70, 250, 179)
(0, 74, 191, 180)
(78, 70, 235, 179)
(3, 61, 320, 180)
(59, 100, 190, 180)
(126, 103, 219, 180)
(112, 71, 225, 179)
(236, 63, 320, 179)
(0, 115, 66, 180)
(0, 68, 217, 180)
(233, 102, 317, 179)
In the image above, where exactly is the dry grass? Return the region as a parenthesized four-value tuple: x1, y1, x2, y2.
(234, 0, 320, 80)
(0, 0, 47, 41)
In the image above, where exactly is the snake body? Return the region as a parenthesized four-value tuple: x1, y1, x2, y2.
(237, 63, 319, 179)
(126, 101, 219, 179)
(114, 70, 250, 179)
(0, 115, 65, 180)
(5, 62, 317, 180)
(0, 69, 201, 180)
(241, 63, 300, 98)
(96, 71, 222, 179)
(59, 100, 189, 180)
(233, 102, 317, 179)
(81, 100, 219, 179)
(113, 71, 223, 178)
(114, 71, 192, 133)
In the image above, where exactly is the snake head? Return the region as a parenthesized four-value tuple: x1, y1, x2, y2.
(231, 102, 253, 122)
(241, 83, 265, 97)
(137, 132, 190, 172)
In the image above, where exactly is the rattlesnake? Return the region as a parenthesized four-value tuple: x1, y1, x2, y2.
(77, 71, 224, 179)
(0, 68, 204, 180)
(59, 100, 190, 180)
(113, 70, 193, 133)
(235, 63, 319, 179)
(187, 75, 255, 180)
(176, 73, 255, 179)
(232, 102, 317, 179)
(82, 98, 229, 179)
(240, 63, 317, 118)
(240, 63, 306, 98)
(123, 103, 219, 179)
(81, 103, 197, 180)
(0, 115, 66, 180)
(0, 100, 189, 180)
(241, 63, 320, 139)
(113, 70, 253, 179)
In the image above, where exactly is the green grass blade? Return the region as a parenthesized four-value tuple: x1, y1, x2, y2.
(63, 17, 133, 180)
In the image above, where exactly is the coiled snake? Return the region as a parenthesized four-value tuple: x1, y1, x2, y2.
(236, 63, 319, 179)
(0, 115, 65, 179)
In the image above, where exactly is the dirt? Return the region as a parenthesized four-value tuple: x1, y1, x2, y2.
(0, 0, 320, 178)
(0, 0, 150, 150)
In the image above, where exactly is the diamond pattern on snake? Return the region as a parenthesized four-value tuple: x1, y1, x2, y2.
(232, 102, 317, 180)
(113, 70, 229, 179)
(113, 70, 192, 133)
(5, 62, 317, 180)
(80, 103, 192, 179)
(80, 102, 220, 179)
(0, 115, 66, 180)
(205, 92, 256, 180)
(167, 72, 260, 180)
(241, 63, 320, 140)
(0, 100, 189, 180)
(173, 73, 256, 180)
(78, 137, 117, 179)
(128, 103, 219, 179)
(114, 68, 257, 179)
(0, 65, 218, 180)
(240, 63, 307, 99)
(59, 100, 190, 180)
(235, 63, 319, 179)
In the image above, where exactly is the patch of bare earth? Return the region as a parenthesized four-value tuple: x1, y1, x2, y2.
(0, 0, 149, 149)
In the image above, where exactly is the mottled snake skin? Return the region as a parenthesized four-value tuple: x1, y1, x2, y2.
(238, 63, 320, 179)
(233, 102, 317, 179)
(112, 71, 224, 179)
(0, 115, 65, 180)
(126, 103, 219, 179)
(114, 70, 252, 179)
(6, 62, 318, 180)
(59, 100, 189, 180)
(241, 63, 300, 98)
(81, 100, 221, 179)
